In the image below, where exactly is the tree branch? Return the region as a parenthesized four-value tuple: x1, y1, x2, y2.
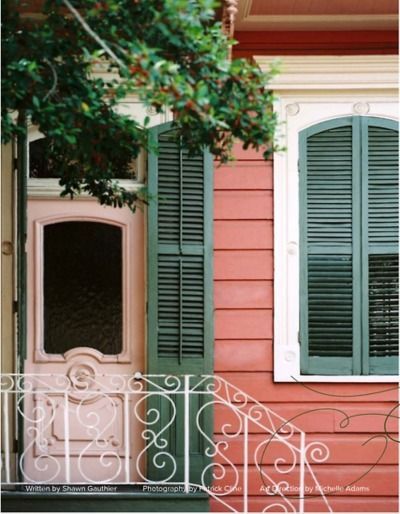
(43, 58, 58, 101)
(62, 0, 128, 72)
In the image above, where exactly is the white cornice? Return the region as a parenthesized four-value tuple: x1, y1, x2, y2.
(255, 55, 399, 91)
(235, 14, 398, 31)
(236, 0, 398, 31)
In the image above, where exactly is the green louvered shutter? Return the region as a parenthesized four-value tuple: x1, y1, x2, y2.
(148, 123, 213, 374)
(362, 117, 399, 374)
(147, 122, 213, 482)
(300, 117, 357, 374)
(300, 116, 399, 376)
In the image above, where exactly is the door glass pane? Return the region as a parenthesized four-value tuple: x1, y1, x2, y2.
(43, 221, 122, 354)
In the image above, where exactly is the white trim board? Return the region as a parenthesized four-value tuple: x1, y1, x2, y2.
(255, 55, 399, 92)
(236, 1, 398, 31)
(255, 56, 399, 383)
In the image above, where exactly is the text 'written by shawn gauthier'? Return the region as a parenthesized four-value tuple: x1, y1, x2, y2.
(21, 484, 238, 494)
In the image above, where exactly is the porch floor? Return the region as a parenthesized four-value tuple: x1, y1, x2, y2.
(1, 490, 209, 512)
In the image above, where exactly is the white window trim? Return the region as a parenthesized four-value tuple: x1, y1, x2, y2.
(255, 55, 399, 382)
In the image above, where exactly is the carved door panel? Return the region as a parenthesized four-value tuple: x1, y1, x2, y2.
(22, 199, 144, 483)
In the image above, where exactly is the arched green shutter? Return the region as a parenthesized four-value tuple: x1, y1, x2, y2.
(147, 122, 213, 482)
(363, 117, 399, 374)
(300, 117, 356, 375)
(300, 116, 398, 375)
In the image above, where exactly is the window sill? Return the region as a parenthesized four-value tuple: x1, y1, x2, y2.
(275, 374, 399, 383)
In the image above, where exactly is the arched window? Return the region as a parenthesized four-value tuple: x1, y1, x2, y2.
(299, 116, 398, 375)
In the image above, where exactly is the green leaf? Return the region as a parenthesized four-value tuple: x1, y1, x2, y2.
(64, 134, 77, 145)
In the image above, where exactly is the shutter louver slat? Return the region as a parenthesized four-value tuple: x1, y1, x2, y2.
(369, 254, 399, 356)
(156, 136, 206, 360)
(306, 126, 353, 246)
(308, 256, 353, 357)
(182, 257, 204, 357)
(158, 256, 179, 356)
(158, 134, 180, 245)
(182, 151, 204, 245)
(368, 126, 399, 245)
(157, 255, 205, 358)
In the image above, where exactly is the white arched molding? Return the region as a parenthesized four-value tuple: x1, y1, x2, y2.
(254, 55, 399, 382)
(31, 213, 134, 363)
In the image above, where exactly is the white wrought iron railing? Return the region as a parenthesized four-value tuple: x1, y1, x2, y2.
(1, 373, 332, 512)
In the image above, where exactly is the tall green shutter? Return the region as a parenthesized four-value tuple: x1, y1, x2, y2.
(148, 122, 213, 374)
(300, 118, 356, 374)
(300, 116, 398, 375)
(363, 118, 399, 374)
(147, 122, 213, 482)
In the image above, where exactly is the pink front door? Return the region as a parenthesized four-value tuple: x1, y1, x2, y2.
(22, 198, 144, 483)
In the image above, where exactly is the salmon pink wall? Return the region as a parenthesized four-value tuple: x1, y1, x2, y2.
(212, 145, 398, 512)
